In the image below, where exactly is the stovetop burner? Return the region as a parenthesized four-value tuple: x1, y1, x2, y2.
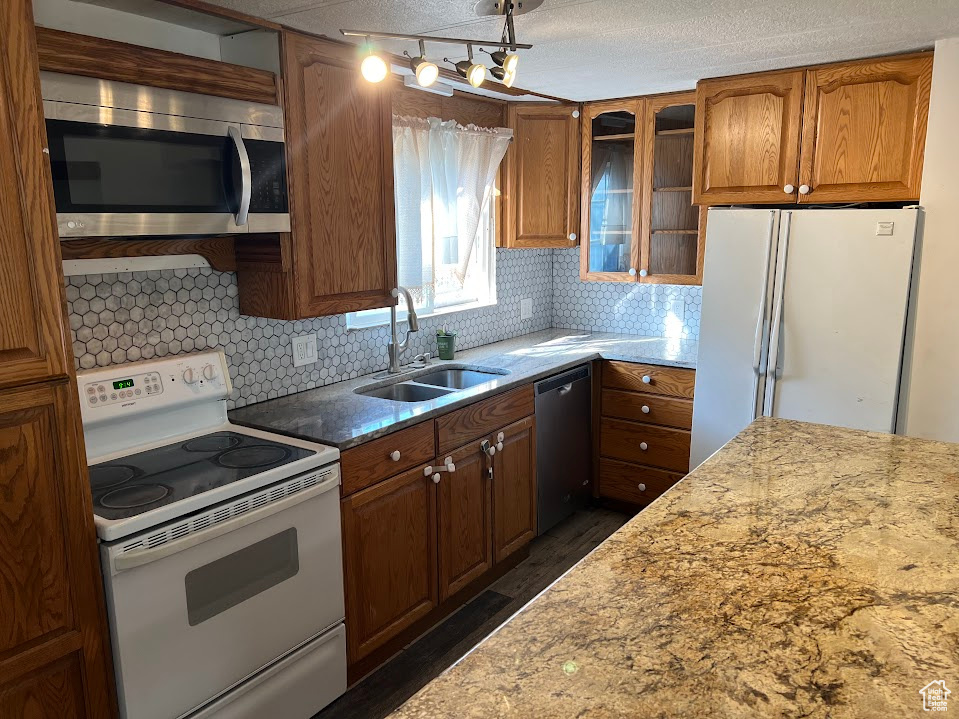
(89, 431, 315, 521)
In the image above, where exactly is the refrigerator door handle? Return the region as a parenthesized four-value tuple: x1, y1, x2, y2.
(750, 211, 778, 420)
(763, 211, 792, 417)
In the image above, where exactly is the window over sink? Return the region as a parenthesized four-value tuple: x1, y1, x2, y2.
(348, 117, 511, 329)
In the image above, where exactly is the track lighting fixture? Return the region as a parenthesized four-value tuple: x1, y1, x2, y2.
(488, 49, 519, 74)
(360, 40, 388, 83)
(451, 46, 485, 88)
(408, 40, 439, 87)
(490, 65, 516, 88)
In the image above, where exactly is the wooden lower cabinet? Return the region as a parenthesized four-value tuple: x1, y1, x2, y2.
(492, 416, 537, 563)
(437, 442, 493, 601)
(340, 464, 437, 663)
(600, 417, 691, 473)
(599, 458, 684, 506)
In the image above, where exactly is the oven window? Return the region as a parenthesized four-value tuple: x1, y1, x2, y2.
(184, 528, 299, 626)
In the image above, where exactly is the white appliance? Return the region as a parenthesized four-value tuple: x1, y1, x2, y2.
(690, 208, 920, 469)
(78, 351, 346, 719)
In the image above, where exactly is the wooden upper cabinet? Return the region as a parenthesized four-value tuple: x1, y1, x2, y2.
(799, 53, 932, 203)
(0, 2, 69, 389)
(340, 464, 437, 663)
(491, 416, 537, 563)
(278, 31, 396, 318)
(693, 70, 805, 205)
(504, 103, 580, 248)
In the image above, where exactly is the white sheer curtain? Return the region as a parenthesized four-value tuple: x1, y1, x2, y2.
(392, 116, 512, 311)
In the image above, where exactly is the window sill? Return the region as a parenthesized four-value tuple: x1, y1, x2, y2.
(347, 299, 498, 331)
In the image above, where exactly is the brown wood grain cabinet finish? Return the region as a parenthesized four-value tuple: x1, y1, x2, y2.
(435, 385, 535, 455)
(799, 53, 932, 203)
(491, 416, 537, 563)
(598, 458, 683, 506)
(602, 361, 696, 399)
(61, 236, 238, 273)
(504, 103, 581, 248)
(392, 83, 505, 128)
(600, 417, 691, 473)
(437, 442, 493, 601)
(35, 27, 279, 106)
(340, 464, 438, 663)
(602, 389, 693, 430)
(693, 70, 805, 205)
(340, 421, 436, 497)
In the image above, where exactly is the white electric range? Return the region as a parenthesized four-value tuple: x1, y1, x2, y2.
(79, 351, 346, 719)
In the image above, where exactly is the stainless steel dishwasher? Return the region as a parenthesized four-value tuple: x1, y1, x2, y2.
(535, 364, 592, 534)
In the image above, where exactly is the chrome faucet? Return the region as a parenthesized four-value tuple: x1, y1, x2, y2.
(388, 286, 419, 373)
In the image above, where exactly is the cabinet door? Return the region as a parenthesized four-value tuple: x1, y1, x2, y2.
(0, 382, 114, 718)
(0, 0, 69, 389)
(491, 416, 537, 563)
(581, 99, 645, 281)
(504, 103, 580, 248)
(341, 465, 437, 663)
(693, 70, 804, 205)
(282, 31, 396, 317)
(437, 443, 492, 601)
(640, 92, 704, 285)
(799, 54, 932, 203)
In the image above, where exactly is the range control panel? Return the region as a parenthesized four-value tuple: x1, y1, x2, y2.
(77, 351, 232, 426)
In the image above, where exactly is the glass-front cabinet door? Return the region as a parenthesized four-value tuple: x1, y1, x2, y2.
(640, 92, 704, 284)
(580, 99, 645, 281)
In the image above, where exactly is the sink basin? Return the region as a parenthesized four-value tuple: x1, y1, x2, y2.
(414, 368, 505, 390)
(359, 382, 455, 402)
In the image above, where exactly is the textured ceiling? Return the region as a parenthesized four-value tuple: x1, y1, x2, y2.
(204, 0, 959, 100)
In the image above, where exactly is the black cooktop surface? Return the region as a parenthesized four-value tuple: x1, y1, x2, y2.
(89, 431, 315, 520)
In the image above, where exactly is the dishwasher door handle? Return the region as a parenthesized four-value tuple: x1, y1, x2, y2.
(557, 382, 573, 395)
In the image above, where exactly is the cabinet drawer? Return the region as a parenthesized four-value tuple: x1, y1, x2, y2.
(600, 417, 690, 473)
(599, 458, 684, 505)
(602, 361, 695, 398)
(436, 385, 534, 455)
(602, 389, 692, 430)
(341, 421, 436, 496)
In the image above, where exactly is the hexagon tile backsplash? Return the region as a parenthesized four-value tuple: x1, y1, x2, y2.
(65, 248, 700, 409)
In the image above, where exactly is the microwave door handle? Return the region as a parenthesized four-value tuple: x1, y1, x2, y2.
(228, 126, 251, 226)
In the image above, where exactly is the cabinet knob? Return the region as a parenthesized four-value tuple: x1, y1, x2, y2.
(783, 184, 795, 194)
(641, 405, 650, 414)
(628, 267, 637, 276)
(497, 432, 505, 442)
(496, 441, 504, 452)
(390, 450, 401, 461)
(637, 483, 646, 492)
(642, 375, 651, 384)
(572, 109, 580, 118)
(639, 269, 648, 277)
(423, 466, 433, 476)
(640, 442, 648, 451)
(798, 184, 811, 195)
(568, 232, 577, 241)
(432, 473, 441, 484)
(488, 446, 496, 456)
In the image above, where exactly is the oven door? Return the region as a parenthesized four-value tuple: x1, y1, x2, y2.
(45, 113, 289, 238)
(100, 467, 344, 719)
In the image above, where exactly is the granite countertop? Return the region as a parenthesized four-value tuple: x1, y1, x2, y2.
(229, 329, 697, 449)
(389, 418, 959, 719)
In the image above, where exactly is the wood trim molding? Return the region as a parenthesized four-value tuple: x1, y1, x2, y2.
(60, 236, 238, 272)
(35, 27, 279, 106)
(153, 0, 283, 31)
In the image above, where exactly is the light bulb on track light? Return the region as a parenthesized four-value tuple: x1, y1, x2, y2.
(409, 40, 439, 87)
(490, 49, 519, 74)
(360, 42, 388, 83)
(491, 65, 516, 88)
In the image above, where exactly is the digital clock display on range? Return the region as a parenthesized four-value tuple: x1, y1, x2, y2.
(113, 379, 134, 390)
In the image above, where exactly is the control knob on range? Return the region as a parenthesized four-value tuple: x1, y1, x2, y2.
(182, 367, 198, 385)
(202, 364, 218, 381)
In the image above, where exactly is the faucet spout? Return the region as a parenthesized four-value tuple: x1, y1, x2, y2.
(388, 286, 419, 373)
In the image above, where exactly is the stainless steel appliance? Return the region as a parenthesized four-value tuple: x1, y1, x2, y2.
(78, 351, 345, 719)
(42, 71, 290, 238)
(535, 365, 592, 534)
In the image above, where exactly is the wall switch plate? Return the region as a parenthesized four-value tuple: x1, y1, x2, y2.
(520, 298, 533, 320)
(876, 221, 895, 236)
(292, 334, 318, 367)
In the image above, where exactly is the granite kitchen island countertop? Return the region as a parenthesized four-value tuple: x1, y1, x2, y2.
(229, 329, 697, 449)
(388, 418, 959, 719)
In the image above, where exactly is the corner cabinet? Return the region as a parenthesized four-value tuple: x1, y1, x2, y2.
(581, 92, 704, 285)
(503, 103, 580, 248)
(694, 52, 933, 206)
(237, 31, 397, 319)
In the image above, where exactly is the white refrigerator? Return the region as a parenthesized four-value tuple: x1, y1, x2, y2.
(690, 208, 920, 469)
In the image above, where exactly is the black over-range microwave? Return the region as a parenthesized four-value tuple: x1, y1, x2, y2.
(41, 71, 290, 238)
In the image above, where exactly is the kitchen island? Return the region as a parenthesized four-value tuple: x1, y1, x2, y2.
(389, 418, 959, 718)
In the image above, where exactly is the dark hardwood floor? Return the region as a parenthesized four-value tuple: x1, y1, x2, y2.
(316, 507, 630, 719)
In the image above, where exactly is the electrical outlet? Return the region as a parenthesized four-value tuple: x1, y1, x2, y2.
(292, 334, 318, 368)
(521, 298, 533, 320)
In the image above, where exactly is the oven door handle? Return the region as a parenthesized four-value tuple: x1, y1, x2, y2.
(228, 125, 252, 227)
(113, 471, 339, 573)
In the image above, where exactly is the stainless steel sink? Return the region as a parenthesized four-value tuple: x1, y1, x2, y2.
(359, 382, 455, 402)
(414, 368, 505, 390)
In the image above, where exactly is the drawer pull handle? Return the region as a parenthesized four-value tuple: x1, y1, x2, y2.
(432, 473, 441, 484)
(640, 442, 648, 451)
(637, 483, 646, 492)
(641, 405, 650, 413)
(642, 375, 651, 384)
(390, 450, 401, 461)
